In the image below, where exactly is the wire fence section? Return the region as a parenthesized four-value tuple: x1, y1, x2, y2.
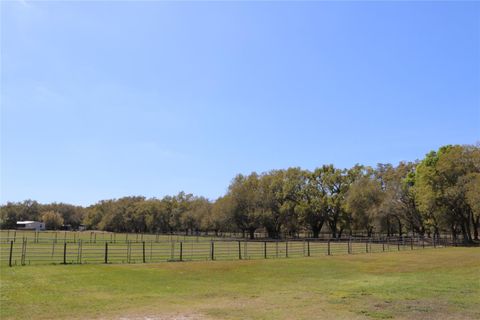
(0, 236, 449, 267)
(0, 230, 227, 244)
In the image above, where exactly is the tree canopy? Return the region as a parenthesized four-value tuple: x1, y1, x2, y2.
(1, 144, 478, 243)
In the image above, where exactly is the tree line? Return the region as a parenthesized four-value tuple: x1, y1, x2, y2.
(1, 144, 479, 243)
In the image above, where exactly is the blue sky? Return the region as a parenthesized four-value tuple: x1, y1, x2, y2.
(1, 1, 479, 206)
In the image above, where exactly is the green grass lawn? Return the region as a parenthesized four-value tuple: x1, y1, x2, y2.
(1, 248, 479, 320)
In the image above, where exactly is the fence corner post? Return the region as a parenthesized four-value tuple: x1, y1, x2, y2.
(180, 241, 183, 261)
(211, 241, 215, 260)
(63, 242, 67, 264)
(9, 240, 13, 267)
(238, 241, 242, 260)
(104, 242, 108, 264)
(142, 241, 146, 263)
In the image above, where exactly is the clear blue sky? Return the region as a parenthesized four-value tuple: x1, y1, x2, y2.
(1, 1, 479, 206)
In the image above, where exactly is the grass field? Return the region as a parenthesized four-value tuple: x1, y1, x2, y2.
(1, 247, 478, 320)
(0, 229, 223, 243)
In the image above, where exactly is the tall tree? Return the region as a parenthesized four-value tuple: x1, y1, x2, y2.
(41, 211, 64, 230)
(296, 170, 328, 238)
(345, 175, 384, 237)
(259, 168, 303, 239)
(227, 173, 264, 239)
(415, 145, 480, 243)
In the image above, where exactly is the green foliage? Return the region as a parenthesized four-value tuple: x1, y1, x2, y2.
(346, 175, 384, 236)
(415, 145, 480, 242)
(41, 211, 64, 230)
(1, 144, 478, 241)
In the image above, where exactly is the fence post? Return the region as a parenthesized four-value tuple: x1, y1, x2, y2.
(9, 240, 13, 267)
(104, 242, 108, 264)
(264, 241, 267, 259)
(142, 241, 146, 263)
(77, 240, 82, 264)
(382, 240, 385, 252)
(286, 241, 288, 258)
(127, 241, 131, 263)
(422, 237, 425, 249)
(365, 239, 368, 253)
(211, 241, 215, 260)
(238, 241, 242, 260)
(397, 238, 400, 251)
(328, 239, 331, 255)
(307, 240, 310, 257)
(21, 238, 26, 265)
(410, 237, 413, 250)
(63, 242, 67, 264)
(180, 242, 183, 261)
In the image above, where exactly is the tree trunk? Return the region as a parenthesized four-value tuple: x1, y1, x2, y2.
(329, 219, 337, 238)
(312, 226, 320, 238)
(474, 215, 479, 241)
(366, 227, 373, 238)
(248, 228, 255, 240)
(386, 218, 391, 237)
(397, 217, 403, 236)
(451, 224, 457, 241)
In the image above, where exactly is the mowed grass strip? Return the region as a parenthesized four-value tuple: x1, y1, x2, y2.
(1, 248, 479, 320)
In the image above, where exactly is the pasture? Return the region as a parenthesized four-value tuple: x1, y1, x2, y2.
(1, 248, 479, 320)
(0, 230, 441, 266)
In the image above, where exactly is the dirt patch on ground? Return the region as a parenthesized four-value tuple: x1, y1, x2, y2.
(115, 313, 207, 320)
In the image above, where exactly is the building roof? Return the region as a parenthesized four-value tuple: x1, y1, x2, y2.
(16, 221, 41, 224)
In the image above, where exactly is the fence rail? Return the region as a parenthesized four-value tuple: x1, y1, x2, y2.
(0, 229, 461, 244)
(0, 236, 450, 267)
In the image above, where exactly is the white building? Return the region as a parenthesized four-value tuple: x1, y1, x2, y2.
(16, 221, 45, 231)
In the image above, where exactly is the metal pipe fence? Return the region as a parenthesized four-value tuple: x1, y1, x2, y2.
(0, 236, 450, 267)
(0, 229, 459, 245)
